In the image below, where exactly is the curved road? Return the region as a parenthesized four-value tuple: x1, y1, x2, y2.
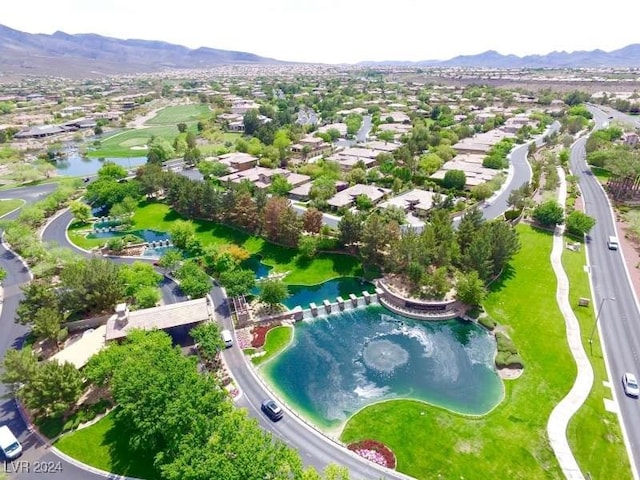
(7, 187, 406, 479)
(482, 121, 560, 220)
(0, 184, 104, 480)
(571, 105, 640, 479)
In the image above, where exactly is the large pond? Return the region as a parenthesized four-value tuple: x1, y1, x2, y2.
(262, 306, 503, 430)
(284, 278, 376, 309)
(54, 150, 147, 176)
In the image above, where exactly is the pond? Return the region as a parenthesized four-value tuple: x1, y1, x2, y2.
(284, 277, 376, 309)
(54, 148, 147, 176)
(262, 306, 503, 430)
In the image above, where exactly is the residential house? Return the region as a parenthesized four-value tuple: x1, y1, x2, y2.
(378, 188, 436, 217)
(622, 131, 639, 146)
(327, 184, 391, 209)
(289, 180, 348, 202)
(218, 152, 258, 172)
(219, 167, 311, 191)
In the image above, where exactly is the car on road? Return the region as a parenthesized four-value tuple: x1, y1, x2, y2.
(623, 372, 639, 397)
(607, 235, 619, 250)
(261, 398, 283, 421)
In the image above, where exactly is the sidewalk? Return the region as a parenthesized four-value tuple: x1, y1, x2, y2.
(545, 166, 593, 480)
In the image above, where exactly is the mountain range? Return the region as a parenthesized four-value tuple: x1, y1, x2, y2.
(361, 45, 640, 69)
(2, 23, 640, 79)
(0, 24, 279, 78)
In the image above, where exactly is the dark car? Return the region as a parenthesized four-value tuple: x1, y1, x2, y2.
(261, 398, 283, 421)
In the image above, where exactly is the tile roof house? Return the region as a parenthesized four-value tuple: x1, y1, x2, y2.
(327, 184, 391, 209)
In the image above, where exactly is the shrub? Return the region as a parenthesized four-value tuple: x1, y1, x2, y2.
(347, 439, 396, 469)
(478, 315, 497, 331)
(106, 237, 125, 252)
(504, 209, 522, 221)
(495, 331, 524, 368)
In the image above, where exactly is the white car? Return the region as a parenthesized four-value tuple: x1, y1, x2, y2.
(622, 372, 639, 397)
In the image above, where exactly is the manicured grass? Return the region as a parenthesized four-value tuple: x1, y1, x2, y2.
(0, 198, 24, 217)
(87, 125, 190, 158)
(341, 225, 573, 479)
(55, 413, 158, 479)
(252, 326, 293, 365)
(564, 242, 631, 479)
(128, 201, 365, 284)
(67, 222, 107, 250)
(144, 104, 210, 126)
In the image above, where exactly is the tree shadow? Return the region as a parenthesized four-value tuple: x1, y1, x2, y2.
(487, 264, 517, 294)
(328, 252, 361, 277)
(105, 413, 160, 479)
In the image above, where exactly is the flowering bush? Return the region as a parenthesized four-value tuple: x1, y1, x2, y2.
(347, 439, 396, 469)
(251, 323, 279, 348)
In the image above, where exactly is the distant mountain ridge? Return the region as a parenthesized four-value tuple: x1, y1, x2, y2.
(359, 45, 640, 68)
(0, 24, 281, 78)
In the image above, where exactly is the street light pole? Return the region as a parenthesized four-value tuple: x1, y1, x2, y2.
(589, 297, 615, 355)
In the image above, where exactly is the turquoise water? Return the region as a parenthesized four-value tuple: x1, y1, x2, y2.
(54, 154, 147, 176)
(242, 256, 273, 279)
(284, 278, 375, 309)
(262, 306, 502, 430)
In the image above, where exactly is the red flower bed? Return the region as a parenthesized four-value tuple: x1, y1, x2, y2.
(347, 439, 396, 469)
(251, 324, 276, 348)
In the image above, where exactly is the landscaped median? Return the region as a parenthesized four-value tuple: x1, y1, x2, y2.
(340, 225, 576, 479)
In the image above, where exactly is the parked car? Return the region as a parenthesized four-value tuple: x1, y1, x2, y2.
(261, 398, 284, 421)
(622, 372, 639, 397)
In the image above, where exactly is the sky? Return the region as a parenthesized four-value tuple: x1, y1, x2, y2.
(3, 0, 640, 64)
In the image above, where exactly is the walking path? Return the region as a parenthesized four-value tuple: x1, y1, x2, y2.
(546, 166, 594, 480)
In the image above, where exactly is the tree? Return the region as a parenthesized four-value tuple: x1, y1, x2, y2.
(338, 210, 364, 248)
(273, 129, 291, 163)
(377, 130, 395, 143)
(22, 361, 84, 418)
(61, 258, 124, 315)
(110, 195, 138, 219)
(218, 268, 256, 298)
(442, 169, 466, 190)
(198, 160, 229, 178)
(270, 174, 293, 196)
(177, 122, 187, 133)
(262, 197, 301, 247)
(507, 183, 531, 211)
(456, 271, 486, 306)
(170, 220, 197, 250)
(532, 200, 564, 227)
(119, 261, 162, 298)
(98, 162, 128, 179)
(457, 207, 484, 256)
(243, 110, 260, 135)
(302, 208, 323, 234)
(566, 210, 597, 236)
(228, 193, 261, 233)
(0, 268, 6, 283)
(310, 177, 337, 205)
(0, 346, 38, 392)
(175, 260, 211, 298)
(259, 279, 289, 308)
(158, 249, 183, 272)
(16, 282, 61, 326)
(360, 213, 400, 267)
(298, 235, 318, 260)
(69, 200, 92, 224)
(32, 307, 67, 349)
(134, 286, 161, 308)
(486, 220, 520, 278)
(190, 322, 224, 361)
(147, 137, 175, 164)
(183, 147, 202, 167)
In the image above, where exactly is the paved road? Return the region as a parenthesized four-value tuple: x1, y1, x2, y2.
(213, 291, 408, 480)
(571, 105, 640, 479)
(41, 209, 185, 306)
(482, 121, 560, 221)
(0, 184, 103, 480)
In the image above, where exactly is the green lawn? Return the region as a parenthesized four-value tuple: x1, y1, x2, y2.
(128, 201, 365, 284)
(55, 413, 158, 480)
(87, 125, 191, 158)
(0, 198, 24, 217)
(144, 104, 210, 126)
(252, 326, 293, 365)
(564, 243, 631, 479)
(590, 166, 611, 184)
(341, 225, 573, 479)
